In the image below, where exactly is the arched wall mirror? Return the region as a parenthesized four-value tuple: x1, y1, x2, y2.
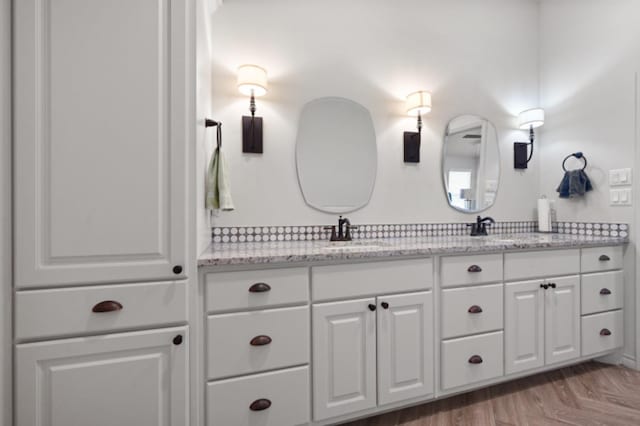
(442, 114, 500, 213)
(296, 97, 377, 213)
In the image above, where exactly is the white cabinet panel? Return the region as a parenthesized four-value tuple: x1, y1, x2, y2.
(545, 276, 581, 365)
(377, 291, 433, 405)
(441, 283, 503, 339)
(16, 326, 188, 426)
(581, 246, 624, 273)
(581, 271, 624, 315)
(440, 254, 503, 288)
(441, 331, 504, 390)
(312, 298, 376, 421)
(14, 0, 190, 287)
(504, 249, 579, 281)
(505, 280, 545, 374)
(582, 310, 624, 356)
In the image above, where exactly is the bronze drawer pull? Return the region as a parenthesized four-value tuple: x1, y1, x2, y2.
(92, 300, 123, 313)
(600, 328, 612, 336)
(249, 398, 271, 411)
(599, 255, 611, 261)
(600, 288, 612, 295)
(468, 305, 483, 314)
(468, 355, 483, 364)
(250, 335, 272, 346)
(467, 265, 482, 273)
(249, 282, 271, 293)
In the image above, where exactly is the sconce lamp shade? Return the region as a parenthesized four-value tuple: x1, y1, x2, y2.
(406, 91, 432, 116)
(518, 108, 544, 129)
(237, 64, 268, 97)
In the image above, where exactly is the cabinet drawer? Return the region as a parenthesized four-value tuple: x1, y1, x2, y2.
(207, 306, 309, 379)
(312, 259, 432, 301)
(207, 366, 310, 426)
(581, 246, 623, 273)
(15, 281, 187, 340)
(581, 271, 624, 315)
(205, 268, 309, 313)
(582, 310, 623, 356)
(504, 249, 579, 281)
(441, 331, 504, 390)
(441, 284, 503, 339)
(440, 254, 503, 288)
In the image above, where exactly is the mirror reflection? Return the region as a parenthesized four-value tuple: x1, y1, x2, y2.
(443, 115, 500, 213)
(296, 97, 377, 213)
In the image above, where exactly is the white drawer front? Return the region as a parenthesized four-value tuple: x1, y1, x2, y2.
(312, 259, 432, 301)
(441, 284, 503, 339)
(504, 249, 579, 281)
(440, 254, 503, 288)
(15, 281, 187, 340)
(581, 271, 624, 315)
(581, 246, 623, 273)
(582, 310, 623, 356)
(205, 268, 309, 313)
(441, 331, 504, 390)
(207, 306, 309, 380)
(207, 366, 310, 426)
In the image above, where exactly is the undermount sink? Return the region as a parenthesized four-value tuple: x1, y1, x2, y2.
(321, 240, 388, 251)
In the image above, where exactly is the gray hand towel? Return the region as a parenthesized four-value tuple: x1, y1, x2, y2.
(556, 170, 593, 198)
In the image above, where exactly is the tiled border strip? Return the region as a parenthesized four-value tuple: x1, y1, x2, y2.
(212, 221, 538, 244)
(554, 222, 629, 238)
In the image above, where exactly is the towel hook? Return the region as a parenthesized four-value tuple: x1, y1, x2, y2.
(205, 118, 222, 149)
(562, 152, 587, 172)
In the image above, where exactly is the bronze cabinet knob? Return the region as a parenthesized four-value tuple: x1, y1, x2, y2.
(249, 398, 271, 411)
(249, 282, 271, 293)
(468, 355, 483, 364)
(599, 254, 611, 261)
(468, 305, 483, 314)
(92, 300, 123, 313)
(467, 265, 482, 273)
(600, 288, 612, 295)
(250, 335, 272, 346)
(600, 328, 612, 336)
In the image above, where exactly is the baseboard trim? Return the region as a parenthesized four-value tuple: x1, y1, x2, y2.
(622, 354, 637, 369)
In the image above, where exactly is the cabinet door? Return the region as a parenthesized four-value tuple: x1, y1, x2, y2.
(505, 280, 545, 374)
(312, 298, 376, 421)
(14, 0, 190, 288)
(16, 326, 188, 426)
(545, 275, 581, 364)
(377, 291, 433, 405)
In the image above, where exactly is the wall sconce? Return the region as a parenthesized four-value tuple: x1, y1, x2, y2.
(404, 91, 432, 163)
(514, 108, 544, 169)
(237, 64, 268, 153)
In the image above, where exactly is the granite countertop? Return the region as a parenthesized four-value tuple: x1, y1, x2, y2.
(198, 232, 628, 267)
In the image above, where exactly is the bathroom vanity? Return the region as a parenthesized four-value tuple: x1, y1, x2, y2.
(198, 233, 627, 426)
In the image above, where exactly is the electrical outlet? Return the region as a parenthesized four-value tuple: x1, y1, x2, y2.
(610, 188, 632, 206)
(609, 168, 632, 186)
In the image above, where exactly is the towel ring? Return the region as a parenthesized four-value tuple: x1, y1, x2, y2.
(562, 152, 587, 172)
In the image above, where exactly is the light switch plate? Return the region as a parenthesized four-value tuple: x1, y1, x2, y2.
(609, 168, 632, 186)
(610, 188, 632, 206)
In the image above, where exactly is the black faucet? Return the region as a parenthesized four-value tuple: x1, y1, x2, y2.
(467, 216, 495, 236)
(324, 216, 358, 241)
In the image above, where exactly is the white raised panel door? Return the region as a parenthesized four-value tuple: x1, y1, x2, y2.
(312, 298, 377, 421)
(377, 291, 433, 405)
(16, 326, 188, 426)
(14, 0, 190, 287)
(545, 276, 581, 365)
(505, 280, 545, 374)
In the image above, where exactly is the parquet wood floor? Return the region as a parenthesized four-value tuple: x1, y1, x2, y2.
(341, 362, 640, 426)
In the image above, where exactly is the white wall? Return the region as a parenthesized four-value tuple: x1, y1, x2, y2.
(538, 0, 640, 364)
(206, 0, 541, 227)
(0, 0, 11, 423)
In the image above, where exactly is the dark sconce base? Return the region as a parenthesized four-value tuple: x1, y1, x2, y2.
(404, 131, 420, 163)
(514, 142, 530, 169)
(242, 116, 263, 153)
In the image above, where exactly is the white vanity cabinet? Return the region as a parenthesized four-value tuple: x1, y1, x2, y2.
(16, 327, 188, 426)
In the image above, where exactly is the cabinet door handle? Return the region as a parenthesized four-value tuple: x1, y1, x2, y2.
(249, 398, 272, 411)
(467, 265, 482, 273)
(540, 283, 549, 290)
(600, 288, 612, 295)
(250, 335, 272, 346)
(368, 304, 377, 311)
(92, 300, 123, 313)
(468, 305, 483, 314)
(249, 282, 271, 293)
(599, 255, 611, 261)
(549, 283, 557, 289)
(381, 302, 389, 309)
(468, 355, 483, 364)
(172, 265, 183, 274)
(600, 328, 612, 336)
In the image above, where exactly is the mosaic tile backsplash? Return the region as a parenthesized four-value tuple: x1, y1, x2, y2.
(211, 221, 629, 244)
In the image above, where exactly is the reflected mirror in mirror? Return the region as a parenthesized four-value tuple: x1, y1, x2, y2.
(443, 115, 500, 213)
(296, 97, 377, 213)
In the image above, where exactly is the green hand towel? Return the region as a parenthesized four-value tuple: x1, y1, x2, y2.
(206, 146, 234, 211)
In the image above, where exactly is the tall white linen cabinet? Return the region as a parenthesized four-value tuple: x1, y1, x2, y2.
(12, 0, 196, 425)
